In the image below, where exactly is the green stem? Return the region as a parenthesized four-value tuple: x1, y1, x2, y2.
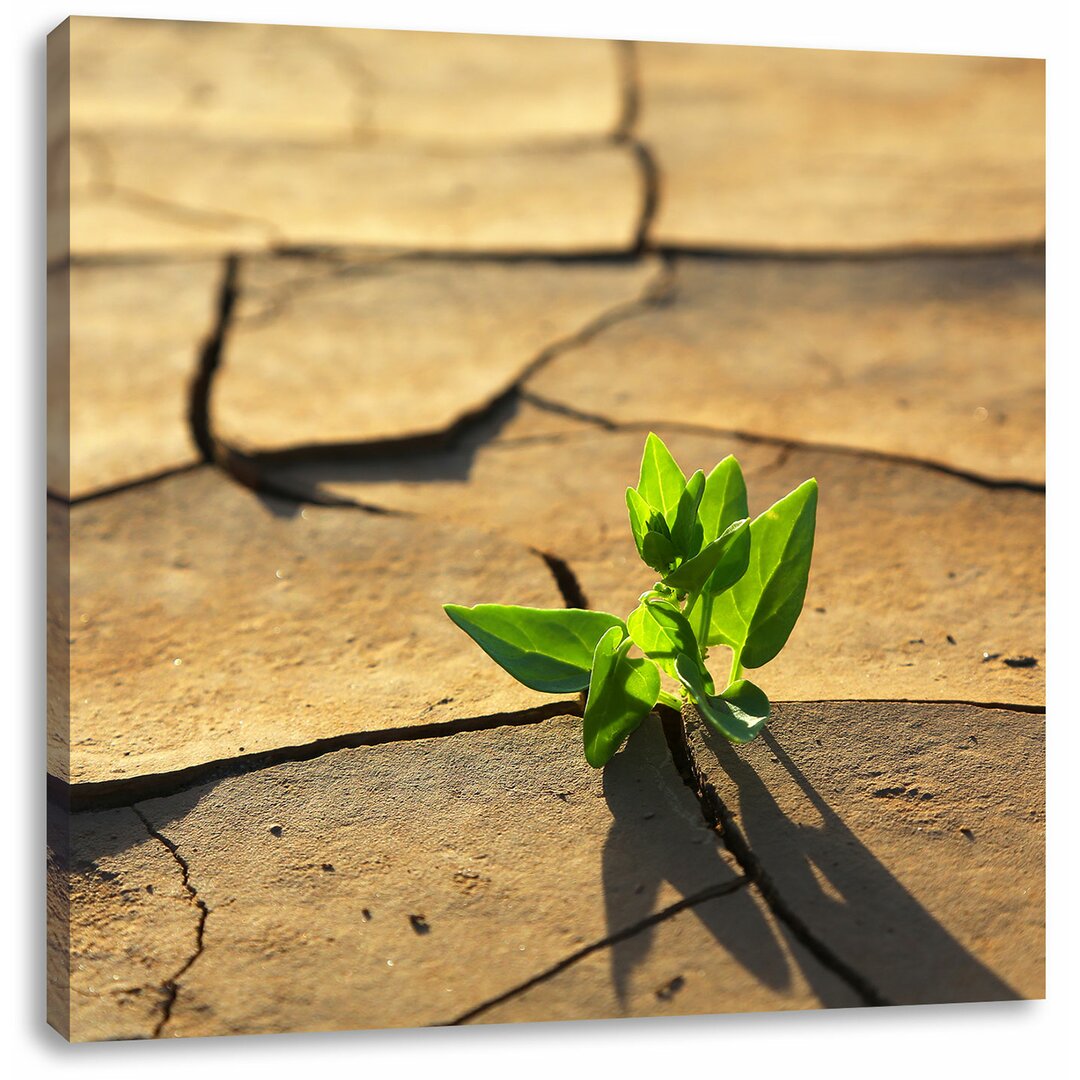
(728, 649, 743, 687)
(684, 587, 718, 695)
(683, 588, 704, 651)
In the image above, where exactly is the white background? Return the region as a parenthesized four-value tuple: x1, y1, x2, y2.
(4, 1, 1076, 1076)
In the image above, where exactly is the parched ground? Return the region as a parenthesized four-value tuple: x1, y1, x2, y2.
(47, 18, 1045, 1041)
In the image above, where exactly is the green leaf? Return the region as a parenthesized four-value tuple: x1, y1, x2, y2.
(721, 679, 772, 735)
(443, 604, 625, 694)
(669, 469, 706, 559)
(674, 655, 770, 744)
(625, 487, 653, 560)
(583, 627, 661, 768)
(697, 456, 749, 545)
(664, 517, 750, 594)
(637, 433, 686, 526)
(627, 597, 709, 688)
(695, 478, 818, 668)
(642, 530, 678, 575)
(629, 486, 682, 573)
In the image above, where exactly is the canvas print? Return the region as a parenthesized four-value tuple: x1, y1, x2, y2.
(46, 16, 1045, 1042)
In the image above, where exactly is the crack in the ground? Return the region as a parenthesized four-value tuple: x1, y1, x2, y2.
(659, 240, 1046, 261)
(190, 255, 240, 461)
(660, 705, 891, 1008)
(534, 549, 590, 610)
(629, 143, 660, 254)
(53, 462, 209, 506)
(444, 876, 750, 1025)
(131, 806, 210, 1038)
(106, 185, 281, 241)
(71, 132, 278, 243)
(51, 238, 1046, 278)
(207, 254, 676, 487)
(52, 701, 580, 814)
(520, 393, 1046, 494)
(613, 41, 660, 255)
(785, 697, 1045, 714)
(52, 251, 239, 507)
(223, 254, 404, 333)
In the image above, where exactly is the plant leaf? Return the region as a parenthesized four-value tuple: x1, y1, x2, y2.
(695, 478, 818, 667)
(721, 679, 772, 735)
(443, 604, 625, 693)
(642, 530, 678, 575)
(636, 432, 686, 526)
(627, 597, 710, 689)
(583, 627, 661, 768)
(674, 655, 770, 744)
(625, 487, 653, 561)
(669, 469, 706, 559)
(697, 456, 749, 545)
(664, 517, 750, 594)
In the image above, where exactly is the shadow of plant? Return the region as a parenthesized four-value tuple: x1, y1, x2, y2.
(689, 718, 1022, 1005)
(600, 721, 821, 1006)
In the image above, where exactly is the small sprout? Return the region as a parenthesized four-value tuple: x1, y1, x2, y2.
(444, 434, 818, 767)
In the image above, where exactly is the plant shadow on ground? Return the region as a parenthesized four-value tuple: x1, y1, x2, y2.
(599, 721, 854, 1007)
(689, 722, 1021, 1005)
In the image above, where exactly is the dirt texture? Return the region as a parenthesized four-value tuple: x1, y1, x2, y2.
(56, 468, 568, 788)
(527, 256, 1045, 484)
(69, 18, 623, 145)
(639, 45, 1044, 251)
(48, 260, 223, 498)
(63, 133, 643, 258)
(212, 255, 661, 452)
(470, 886, 861, 1024)
(60, 718, 744, 1038)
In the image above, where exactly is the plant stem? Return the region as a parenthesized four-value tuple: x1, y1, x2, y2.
(683, 588, 706, 658)
(728, 650, 743, 687)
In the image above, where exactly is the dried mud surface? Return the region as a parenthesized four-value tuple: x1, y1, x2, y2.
(48, 19, 1045, 1041)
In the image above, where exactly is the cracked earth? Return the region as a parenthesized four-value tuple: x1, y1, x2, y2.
(47, 18, 1045, 1041)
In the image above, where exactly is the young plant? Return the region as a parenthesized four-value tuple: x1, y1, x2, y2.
(443, 434, 817, 768)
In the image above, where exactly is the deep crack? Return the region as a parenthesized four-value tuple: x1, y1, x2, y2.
(782, 697, 1044, 714)
(131, 806, 210, 1038)
(534, 550, 589, 609)
(208, 254, 675, 489)
(520, 395, 1046, 494)
(52, 701, 580, 814)
(660, 704, 891, 1007)
(190, 254, 240, 461)
(60, 462, 208, 506)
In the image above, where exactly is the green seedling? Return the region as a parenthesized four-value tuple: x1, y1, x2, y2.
(444, 433, 817, 767)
